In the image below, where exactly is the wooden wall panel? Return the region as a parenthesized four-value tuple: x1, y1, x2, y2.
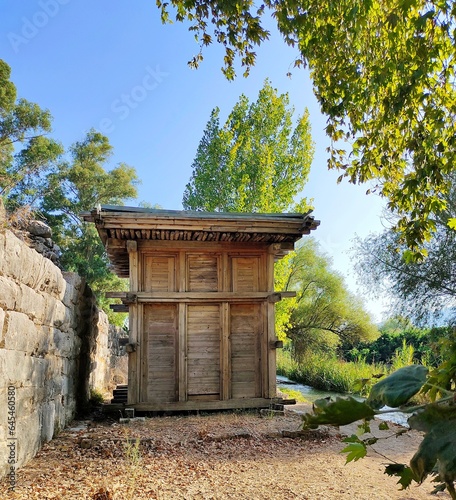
(143, 255, 176, 291)
(144, 304, 178, 403)
(187, 304, 221, 399)
(231, 257, 260, 292)
(187, 254, 219, 292)
(230, 303, 261, 398)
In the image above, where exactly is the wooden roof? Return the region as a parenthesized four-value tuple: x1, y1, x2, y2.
(82, 205, 320, 277)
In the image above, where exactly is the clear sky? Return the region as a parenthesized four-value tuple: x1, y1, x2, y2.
(1, 0, 388, 320)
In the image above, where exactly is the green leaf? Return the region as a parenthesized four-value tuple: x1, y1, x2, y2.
(367, 365, 428, 409)
(341, 436, 367, 463)
(407, 404, 456, 485)
(357, 420, 371, 435)
(384, 464, 417, 490)
(447, 218, 456, 230)
(301, 397, 375, 429)
(378, 421, 389, 431)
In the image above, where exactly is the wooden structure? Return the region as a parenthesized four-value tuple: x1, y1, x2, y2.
(82, 206, 319, 411)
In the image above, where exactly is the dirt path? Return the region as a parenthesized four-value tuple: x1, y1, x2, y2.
(0, 406, 451, 500)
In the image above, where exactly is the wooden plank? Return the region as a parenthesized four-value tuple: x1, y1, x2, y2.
(267, 247, 277, 398)
(144, 304, 178, 403)
(139, 240, 269, 252)
(186, 304, 221, 397)
(143, 255, 176, 292)
(230, 303, 261, 399)
(128, 244, 139, 405)
(178, 302, 187, 402)
(232, 257, 260, 292)
(187, 254, 219, 292)
(178, 251, 186, 292)
(118, 291, 271, 300)
(126, 397, 281, 412)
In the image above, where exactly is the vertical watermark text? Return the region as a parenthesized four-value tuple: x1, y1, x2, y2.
(7, 385, 17, 492)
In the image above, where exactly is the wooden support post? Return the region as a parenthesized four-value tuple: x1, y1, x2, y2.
(266, 251, 276, 398)
(128, 240, 140, 405)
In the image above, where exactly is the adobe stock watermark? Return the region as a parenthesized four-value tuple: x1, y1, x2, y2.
(98, 65, 170, 135)
(8, 0, 70, 54)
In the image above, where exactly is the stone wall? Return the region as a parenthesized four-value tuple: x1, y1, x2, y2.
(0, 227, 126, 477)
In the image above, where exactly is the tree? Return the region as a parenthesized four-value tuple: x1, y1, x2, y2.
(354, 173, 456, 325)
(158, 0, 456, 254)
(281, 238, 378, 359)
(355, 228, 456, 325)
(183, 79, 314, 213)
(40, 129, 139, 324)
(0, 59, 63, 207)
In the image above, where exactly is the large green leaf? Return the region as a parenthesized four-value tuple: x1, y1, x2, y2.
(409, 405, 456, 485)
(384, 464, 417, 490)
(301, 396, 375, 429)
(367, 365, 428, 410)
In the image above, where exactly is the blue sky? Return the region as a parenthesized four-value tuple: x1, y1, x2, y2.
(1, 0, 388, 319)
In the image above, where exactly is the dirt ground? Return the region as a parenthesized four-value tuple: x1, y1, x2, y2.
(0, 404, 451, 500)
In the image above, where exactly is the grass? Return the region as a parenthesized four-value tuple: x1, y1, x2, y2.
(279, 387, 308, 402)
(277, 350, 387, 396)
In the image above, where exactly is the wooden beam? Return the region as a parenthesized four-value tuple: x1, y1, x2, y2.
(121, 397, 283, 412)
(109, 304, 129, 312)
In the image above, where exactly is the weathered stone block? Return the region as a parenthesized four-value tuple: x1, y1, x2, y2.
(2, 231, 23, 282)
(16, 283, 46, 324)
(0, 307, 5, 340)
(43, 296, 70, 331)
(50, 328, 76, 357)
(0, 232, 5, 272)
(26, 220, 52, 238)
(11, 239, 44, 290)
(40, 401, 56, 442)
(16, 410, 41, 465)
(2, 311, 40, 353)
(0, 276, 19, 311)
(0, 351, 47, 389)
(36, 258, 66, 298)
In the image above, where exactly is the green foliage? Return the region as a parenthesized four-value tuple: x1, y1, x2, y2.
(182, 80, 314, 338)
(299, 363, 456, 497)
(283, 239, 378, 359)
(302, 397, 375, 429)
(341, 319, 450, 367)
(39, 130, 139, 323)
(384, 464, 417, 490)
(89, 389, 105, 405)
(277, 349, 385, 395)
(0, 59, 63, 204)
(183, 79, 314, 213)
(367, 365, 428, 409)
(341, 435, 368, 463)
(354, 200, 456, 325)
(279, 387, 308, 403)
(158, 0, 456, 253)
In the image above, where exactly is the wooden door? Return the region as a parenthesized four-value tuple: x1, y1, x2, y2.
(230, 303, 262, 398)
(143, 304, 178, 403)
(186, 304, 221, 400)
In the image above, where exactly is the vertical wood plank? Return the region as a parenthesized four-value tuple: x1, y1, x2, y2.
(266, 250, 276, 398)
(178, 302, 187, 402)
(221, 302, 231, 400)
(221, 252, 229, 292)
(178, 251, 186, 292)
(128, 242, 139, 404)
